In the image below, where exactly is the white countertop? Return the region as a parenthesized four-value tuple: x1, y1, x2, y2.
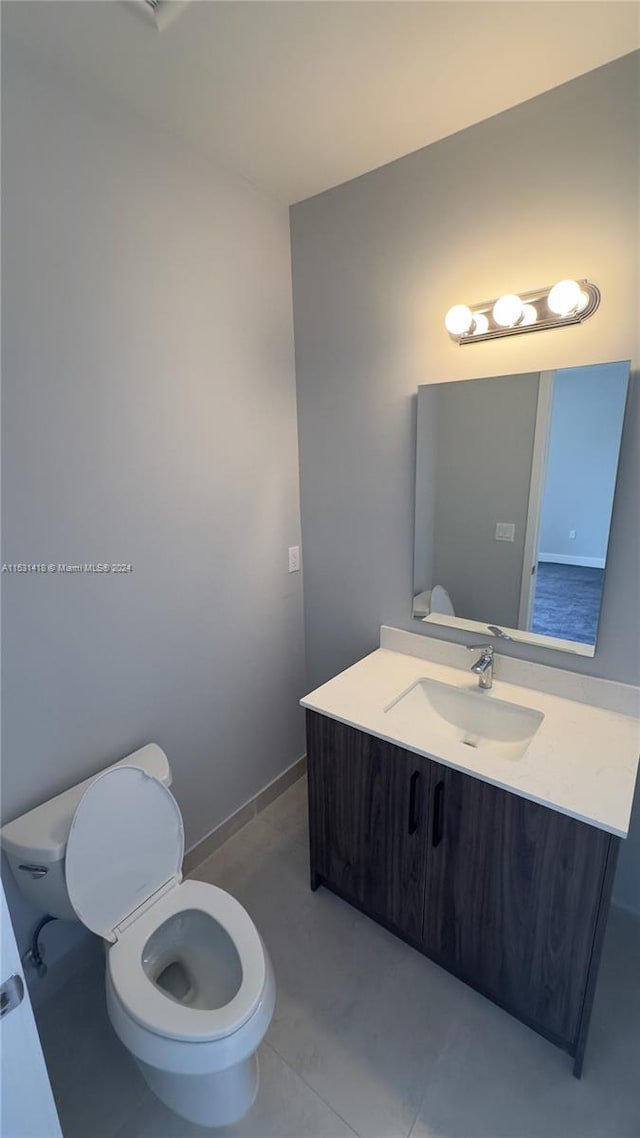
(301, 632, 640, 838)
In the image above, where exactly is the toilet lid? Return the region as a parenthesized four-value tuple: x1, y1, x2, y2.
(430, 584, 455, 616)
(65, 765, 184, 942)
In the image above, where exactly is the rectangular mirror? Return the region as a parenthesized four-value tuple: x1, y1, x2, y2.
(413, 361, 630, 656)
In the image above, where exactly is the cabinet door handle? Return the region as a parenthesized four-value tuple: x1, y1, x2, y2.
(408, 770, 421, 834)
(432, 779, 445, 847)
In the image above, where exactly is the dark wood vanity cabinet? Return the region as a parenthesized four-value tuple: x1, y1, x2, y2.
(422, 759, 615, 1055)
(306, 711, 620, 1077)
(306, 708, 430, 940)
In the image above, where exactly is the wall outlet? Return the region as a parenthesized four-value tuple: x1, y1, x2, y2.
(288, 545, 300, 573)
(495, 522, 515, 542)
(569, 529, 576, 540)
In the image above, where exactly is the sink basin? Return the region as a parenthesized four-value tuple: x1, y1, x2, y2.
(384, 677, 544, 761)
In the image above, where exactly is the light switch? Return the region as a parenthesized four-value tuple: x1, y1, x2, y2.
(288, 546, 300, 573)
(495, 522, 515, 542)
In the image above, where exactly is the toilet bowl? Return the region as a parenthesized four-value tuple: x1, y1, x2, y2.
(1, 751, 275, 1129)
(105, 880, 276, 1127)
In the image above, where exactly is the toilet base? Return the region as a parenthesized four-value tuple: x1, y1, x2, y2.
(135, 1050, 260, 1128)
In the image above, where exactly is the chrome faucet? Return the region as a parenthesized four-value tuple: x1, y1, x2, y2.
(467, 644, 494, 690)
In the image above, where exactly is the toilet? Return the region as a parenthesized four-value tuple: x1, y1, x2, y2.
(412, 583, 456, 620)
(1, 745, 275, 1129)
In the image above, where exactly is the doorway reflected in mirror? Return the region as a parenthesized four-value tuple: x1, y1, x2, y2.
(531, 563, 603, 644)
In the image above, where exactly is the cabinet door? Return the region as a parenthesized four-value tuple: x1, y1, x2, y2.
(306, 712, 430, 941)
(423, 762, 612, 1045)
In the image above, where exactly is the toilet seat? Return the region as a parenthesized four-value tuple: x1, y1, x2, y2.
(108, 878, 267, 1043)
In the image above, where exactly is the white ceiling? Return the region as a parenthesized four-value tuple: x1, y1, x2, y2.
(4, 1, 639, 204)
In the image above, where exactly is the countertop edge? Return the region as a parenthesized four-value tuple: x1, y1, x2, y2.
(301, 699, 628, 839)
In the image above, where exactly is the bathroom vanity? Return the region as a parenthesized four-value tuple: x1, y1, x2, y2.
(302, 628, 640, 1077)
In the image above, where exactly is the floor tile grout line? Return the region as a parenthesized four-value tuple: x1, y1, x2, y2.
(405, 1012, 464, 1138)
(189, 819, 309, 887)
(254, 799, 310, 842)
(264, 1039, 362, 1137)
(110, 1086, 156, 1138)
(253, 809, 310, 845)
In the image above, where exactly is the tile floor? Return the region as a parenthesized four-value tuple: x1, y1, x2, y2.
(35, 777, 640, 1138)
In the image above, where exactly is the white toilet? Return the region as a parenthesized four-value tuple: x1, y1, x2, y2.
(412, 583, 456, 620)
(1, 745, 275, 1128)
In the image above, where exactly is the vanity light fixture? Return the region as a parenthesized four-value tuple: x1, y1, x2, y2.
(444, 279, 600, 345)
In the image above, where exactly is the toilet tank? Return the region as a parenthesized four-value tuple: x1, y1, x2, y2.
(1, 744, 172, 920)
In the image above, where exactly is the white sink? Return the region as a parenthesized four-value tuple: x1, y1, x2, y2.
(384, 677, 544, 761)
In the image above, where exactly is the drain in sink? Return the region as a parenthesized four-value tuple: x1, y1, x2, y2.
(462, 737, 478, 748)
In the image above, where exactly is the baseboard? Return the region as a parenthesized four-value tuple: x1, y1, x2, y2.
(538, 553, 606, 569)
(182, 754, 307, 876)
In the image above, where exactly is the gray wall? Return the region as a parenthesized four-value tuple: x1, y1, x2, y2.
(539, 363, 629, 564)
(2, 45, 305, 957)
(430, 373, 539, 628)
(413, 388, 437, 596)
(291, 53, 640, 910)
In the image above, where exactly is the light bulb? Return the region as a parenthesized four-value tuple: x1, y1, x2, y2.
(444, 305, 473, 336)
(493, 294, 523, 328)
(576, 289, 589, 313)
(520, 303, 537, 326)
(471, 312, 489, 334)
(548, 279, 581, 316)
